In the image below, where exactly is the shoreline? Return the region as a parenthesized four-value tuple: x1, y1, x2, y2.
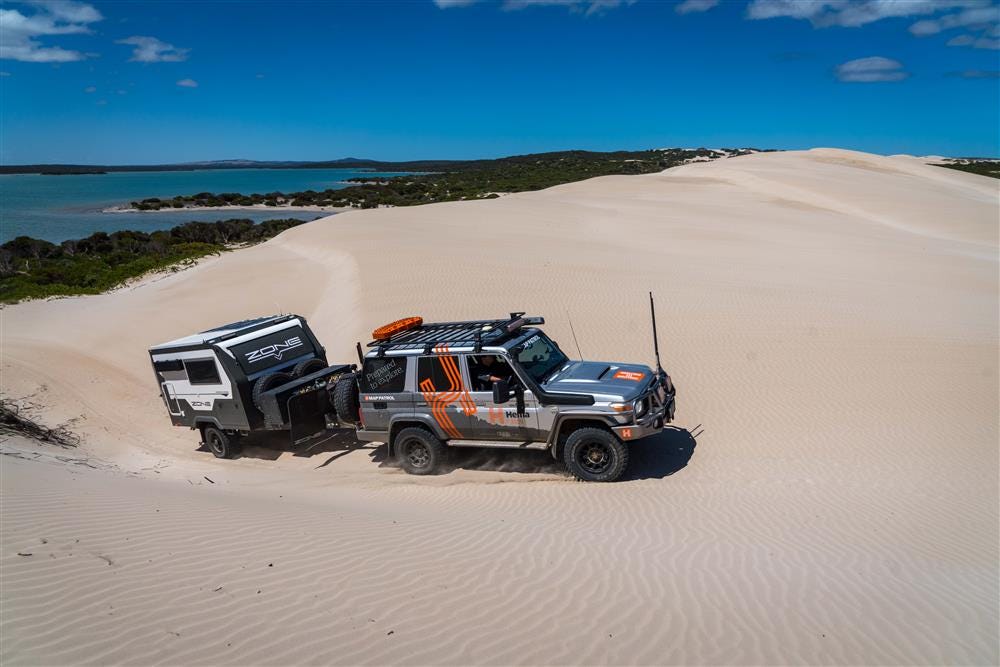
(102, 203, 353, 214)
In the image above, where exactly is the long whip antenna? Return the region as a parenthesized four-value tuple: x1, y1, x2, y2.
(566, 310, 584, 360)
(649, 291, 663, 374)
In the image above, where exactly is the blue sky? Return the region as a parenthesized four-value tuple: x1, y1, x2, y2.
(1, 0, 998, 163)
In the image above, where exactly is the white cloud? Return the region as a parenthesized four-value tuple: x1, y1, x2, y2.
(434, 0, 634, 14)
(676, 0, 719, 14)
(947, 33, 976, 45)
(117, 36, 189, 62)
(835, 56, 909, 82)
(176, 78, 197, 87)
(0, 1, 101, 62)
(83, 84, 95, 92)
(747, 0, 989, 28)
(747, 0, 1000, 52)
(909, 4, 999, 34)
(28, 1, 102, 24)
(503, 0, 634, 13)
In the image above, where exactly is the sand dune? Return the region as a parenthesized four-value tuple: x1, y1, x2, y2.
(2, 149, 997, 665)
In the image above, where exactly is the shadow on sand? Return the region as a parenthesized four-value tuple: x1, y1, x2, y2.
(202, 425, 698, 481)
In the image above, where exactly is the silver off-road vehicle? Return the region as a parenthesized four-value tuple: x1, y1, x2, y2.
(333, 307, 677, 482)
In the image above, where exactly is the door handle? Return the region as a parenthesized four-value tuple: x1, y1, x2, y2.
(416, 402, 428, 407)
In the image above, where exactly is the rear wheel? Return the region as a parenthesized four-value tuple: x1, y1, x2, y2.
(332, 372, 361, 425)
(203, 425, 240, 459)
(563, 427, 628, 482)
(252, 371, 294, 413)
(395, 427, 446, 475)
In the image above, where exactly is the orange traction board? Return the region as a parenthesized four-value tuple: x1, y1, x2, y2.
(372, 316, 423, 341)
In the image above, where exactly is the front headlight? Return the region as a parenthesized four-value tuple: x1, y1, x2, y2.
(634, 397, 647, 417)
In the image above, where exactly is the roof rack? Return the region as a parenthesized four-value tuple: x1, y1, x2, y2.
(367, 313, 544, 356)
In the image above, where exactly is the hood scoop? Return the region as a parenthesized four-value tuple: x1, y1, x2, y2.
(555, 362, 612, 382)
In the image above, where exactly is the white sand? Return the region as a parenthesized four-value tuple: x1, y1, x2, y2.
(2, 148, 997, 665)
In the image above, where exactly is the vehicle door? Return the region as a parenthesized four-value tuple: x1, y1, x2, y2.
(358, 356, 411, 432)
(462, 354, 541, 442)
(152, 358, 186, 417)
(415, 355, 471, 440)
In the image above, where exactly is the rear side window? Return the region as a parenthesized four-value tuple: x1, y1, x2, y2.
(416, 356, 463, 393)
(153, 359, 184, 372)
(185, 359, 221, 385)
(360, 357, 407, 393)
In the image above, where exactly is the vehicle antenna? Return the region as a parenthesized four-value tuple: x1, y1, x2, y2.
(649, 291, 664, 375)
(566, 309, 584, 360)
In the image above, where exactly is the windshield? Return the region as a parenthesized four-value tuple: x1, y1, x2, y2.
(514, 332, 568, 384)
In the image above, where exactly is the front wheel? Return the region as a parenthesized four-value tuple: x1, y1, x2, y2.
(563, 427, 628, 482)
(395, 427, 446, 475)
(203, 425, 240, 459)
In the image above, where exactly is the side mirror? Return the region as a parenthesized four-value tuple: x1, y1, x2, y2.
(492, 379, 510, 404)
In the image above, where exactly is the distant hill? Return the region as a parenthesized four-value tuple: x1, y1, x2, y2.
(0, 156, 454, 175)
(0, 149, 765, 175)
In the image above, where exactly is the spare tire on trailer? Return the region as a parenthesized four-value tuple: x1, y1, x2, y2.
(332, 372, 361, 425)
(292, 358, 326, 378)
(252, 371, 294, 413)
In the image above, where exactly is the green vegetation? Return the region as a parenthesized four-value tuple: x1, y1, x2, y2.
(1, 218, 305, 303)
(934, 160, 1000, 179)
(129, 148, 761, 210)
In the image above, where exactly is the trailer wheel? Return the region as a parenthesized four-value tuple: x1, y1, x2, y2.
(293, 358, 326, 378)
(203, 425, 240, 459)
(395, 427, 446, 475)
(252, 372, 294, 412)
(563, 427, 628, 482)
(332, 372, 361, 425)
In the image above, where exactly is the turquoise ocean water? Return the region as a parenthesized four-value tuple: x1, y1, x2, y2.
(0, 168, 410, 243)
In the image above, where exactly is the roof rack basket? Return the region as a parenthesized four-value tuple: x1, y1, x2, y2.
(366, 313, 544, 354)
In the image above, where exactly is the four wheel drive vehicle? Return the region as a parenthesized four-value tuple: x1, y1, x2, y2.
(336, 311, 677, 482)
(148, 314, 354, 458)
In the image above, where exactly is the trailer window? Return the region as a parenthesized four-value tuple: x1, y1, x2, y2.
(361, 357, 407, 393)
(185, 359, 221, 385)
(153, 359, 184, 372)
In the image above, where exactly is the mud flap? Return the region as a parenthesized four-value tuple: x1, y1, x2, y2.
(288, 387, 334, 445)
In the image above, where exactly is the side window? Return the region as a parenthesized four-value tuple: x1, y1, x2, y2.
(153, 358, 187, 382)
(360, 357, 408, 393)
(185, 358, 221, 385)
(417, 356, 462, 393)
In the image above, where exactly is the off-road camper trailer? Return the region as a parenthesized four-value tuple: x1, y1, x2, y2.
(148, 314, 353, 457)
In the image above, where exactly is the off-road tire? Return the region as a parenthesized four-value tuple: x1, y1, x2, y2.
(203, 425, 240, 459)
(332, 372, 361, 425)
(252, 371, 294, 412)
(563, 427, 628, 482)
(395, 427, 446, 475)
(293, 358, 326, 378)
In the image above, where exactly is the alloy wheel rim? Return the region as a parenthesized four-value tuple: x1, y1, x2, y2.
(407, 441, 430, 468)
(579, 442, 611, 474)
